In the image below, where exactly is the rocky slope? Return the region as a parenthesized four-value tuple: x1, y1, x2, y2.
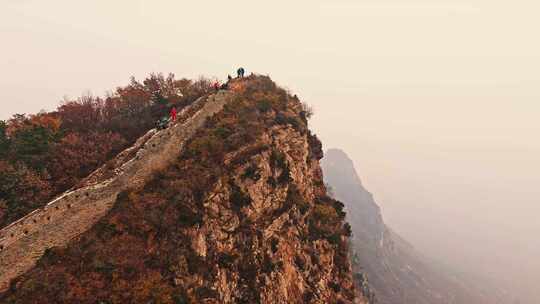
(322, 148, 512, 304)
(0, 76, 367, 304)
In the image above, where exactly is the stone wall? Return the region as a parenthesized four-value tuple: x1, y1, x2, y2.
(0, 91, 231, 291)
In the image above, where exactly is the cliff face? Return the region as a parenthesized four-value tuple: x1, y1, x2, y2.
(1, 77, 366, 304)
(321, 149, 511, 304)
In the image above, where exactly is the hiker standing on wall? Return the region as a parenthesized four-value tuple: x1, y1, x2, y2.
(237, 67, 245, 78)
(170, 107, 177, 121)
(213, 81, 220, 92)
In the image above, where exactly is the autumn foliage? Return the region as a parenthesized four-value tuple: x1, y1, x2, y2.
(0, 75, 356, 304)
(0, 74, 213, 228)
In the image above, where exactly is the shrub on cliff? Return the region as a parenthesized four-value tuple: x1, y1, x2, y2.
(308, 199, 350, 245)
(229, 181, 252, 212)
(255, 99, 273, 113)
(308, 131, 324, 160)
(286, 184, 310, 215)
(241, 164, 261, 181)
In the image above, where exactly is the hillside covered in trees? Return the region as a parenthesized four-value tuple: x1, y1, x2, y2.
(0, 74, 214, 229)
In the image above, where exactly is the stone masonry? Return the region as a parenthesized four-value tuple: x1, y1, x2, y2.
(0, 91, 231, 291)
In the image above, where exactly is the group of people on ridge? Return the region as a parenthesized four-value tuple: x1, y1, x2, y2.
(159, 67, 246, 130)
(213, 67, 246, 91)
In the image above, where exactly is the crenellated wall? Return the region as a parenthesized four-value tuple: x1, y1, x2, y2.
(0, 91, 231, 291)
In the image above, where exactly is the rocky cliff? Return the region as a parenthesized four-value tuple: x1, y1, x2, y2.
(0, 76, 367, 304)
(322, 149, 512, 304)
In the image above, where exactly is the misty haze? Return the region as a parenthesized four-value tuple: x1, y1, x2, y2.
(1, 1, 539, 303)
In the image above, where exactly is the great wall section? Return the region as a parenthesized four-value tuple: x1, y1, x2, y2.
(0, 91, 231, 291)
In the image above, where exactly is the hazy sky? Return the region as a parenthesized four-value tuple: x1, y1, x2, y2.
(2, 1, 539, 302)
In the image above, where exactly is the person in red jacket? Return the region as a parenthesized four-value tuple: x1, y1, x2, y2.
(170, 107, 177, 121)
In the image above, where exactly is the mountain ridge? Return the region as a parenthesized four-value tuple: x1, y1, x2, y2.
(0, 76, 366, 303)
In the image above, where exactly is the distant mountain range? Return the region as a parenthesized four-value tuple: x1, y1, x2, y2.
(322, 148, 515, 304)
